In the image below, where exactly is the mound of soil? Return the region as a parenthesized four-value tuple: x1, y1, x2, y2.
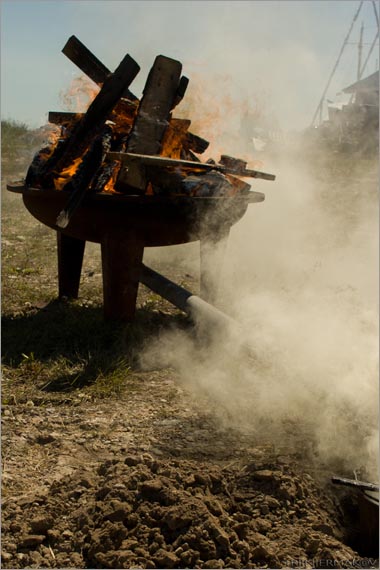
(2, 451, 374, 569)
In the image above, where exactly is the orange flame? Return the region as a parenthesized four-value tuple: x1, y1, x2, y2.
(103, 161, 122, 194)
(60, 75, 100, 113)
(53, 157, 83, 191)
(46, 67, 268, 197)
(160, 118, 191, 159)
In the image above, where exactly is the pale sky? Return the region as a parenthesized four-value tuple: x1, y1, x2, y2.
(1, 0, 379, 131)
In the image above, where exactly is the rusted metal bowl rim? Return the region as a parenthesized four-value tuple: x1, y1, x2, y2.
(7, 181, 265, 204)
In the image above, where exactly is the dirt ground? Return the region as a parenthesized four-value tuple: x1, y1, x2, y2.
(1, 157, 378, 569)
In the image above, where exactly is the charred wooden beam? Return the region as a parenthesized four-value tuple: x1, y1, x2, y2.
(106, 151, 276, 181)
(56, 124, 113, 228)
(181, 148, 201, 162)
(37, 53, 140, 188)
(107, 152, 213, 170)
(25, 145, 57, 188)
(92, 160, 122, 193)
(49, 98, 137, 132)
(110, 98, 138, 136)
(48, 111, 83, 125)
(116, 55, 182, 192)
(219, 155, 247, 172)
(62, 35, 110, 85)
(62, 35, 138, 101)
(125, 56, 182, 155)
(172, 75, 189, 108)
(184, 131, 210, 154)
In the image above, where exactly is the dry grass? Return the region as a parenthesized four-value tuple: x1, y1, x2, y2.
(1, 121, 192, 404)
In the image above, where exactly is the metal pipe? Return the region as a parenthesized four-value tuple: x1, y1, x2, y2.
(140, 263, 241, 331)
(331, 476, 379, 493)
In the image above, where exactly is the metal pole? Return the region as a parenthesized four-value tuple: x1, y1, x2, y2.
(357, 22, 364, 81)
(140, 264, 260, 360)
(331, 476, 379, 492)
(372, 0, 379, 29)
(359, 29, 380, 78)
(140, 264, 240, 331)
(311, 0, 363, 127)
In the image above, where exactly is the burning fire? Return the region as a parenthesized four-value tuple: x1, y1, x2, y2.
(160, 119, 191, 159)
(53, 157, 83, 191)
(26, 49, 271, 199)
(23, 37, 276, 234)
(103, 160, 122, 193)
(60, 75, 100, 114)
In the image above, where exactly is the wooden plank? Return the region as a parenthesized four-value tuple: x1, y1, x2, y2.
(172, 76, 189, 108)
(219, 155, 247, 171)
(110, 98, 138, 136)
(126, 55, 182, 156)
(40, 53, 140, 184)
(48, 111, 83, 125)
(62, 35, 138, 101)
(184, 131, 210, 154)
(49, 98, 137, 132)
(62, 36, 184, 108)
(108, 152, 213, 170)
(55, 125, 112, 228)
(106, 151, 276, 180)
(62, 35, 110, 85)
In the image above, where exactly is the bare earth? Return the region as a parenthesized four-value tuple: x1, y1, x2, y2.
(1, 167, 378, 569)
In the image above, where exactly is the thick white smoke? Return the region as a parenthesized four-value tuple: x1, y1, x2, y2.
(141, 131, 378, 478)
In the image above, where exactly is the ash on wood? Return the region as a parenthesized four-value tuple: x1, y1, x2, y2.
(123, 56, 182, 154)
(56, 124, 113, 228)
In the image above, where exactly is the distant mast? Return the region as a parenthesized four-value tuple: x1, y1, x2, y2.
(310, 0, 379, 127)
(357, 22, 364, 81)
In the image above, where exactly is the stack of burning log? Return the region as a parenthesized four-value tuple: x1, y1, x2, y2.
(25, 36, 275, 229)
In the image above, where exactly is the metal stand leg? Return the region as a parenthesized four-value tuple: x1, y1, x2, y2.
(200, 228, 230, 304)
(57, 231, 86, 299)
(101, 234, 144, 321)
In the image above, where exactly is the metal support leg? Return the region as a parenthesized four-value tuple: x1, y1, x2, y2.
(57, 231, 86, 299)
(101, 234, 144, 321)
(200, 228, 230, 304)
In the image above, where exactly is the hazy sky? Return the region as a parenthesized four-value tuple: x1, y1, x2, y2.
(1, 0, 378, 131)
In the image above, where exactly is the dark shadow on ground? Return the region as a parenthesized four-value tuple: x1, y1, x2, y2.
(2, 299, 190, 392)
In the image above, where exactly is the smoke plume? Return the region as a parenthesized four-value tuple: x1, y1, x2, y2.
(141, 97, 378, 478)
